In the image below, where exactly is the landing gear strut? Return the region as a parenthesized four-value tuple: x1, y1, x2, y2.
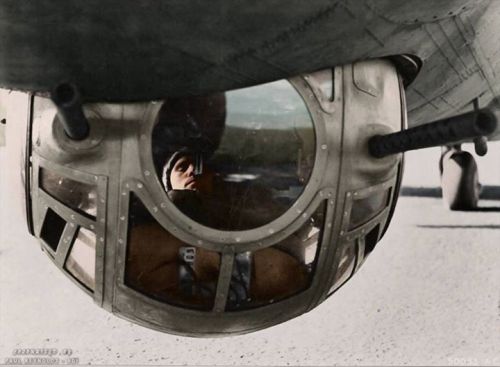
(440, 145, 481, 210)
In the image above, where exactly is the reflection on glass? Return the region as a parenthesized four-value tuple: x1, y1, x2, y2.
(349, 189, 390, 230)
(226, 202, 326, 311)
(152, 80, 315, 231)
(328, 242, 356, 295)
(65, 227, 96, 291)
(125, 194, 220, 310)
(40, 168, 97, 219)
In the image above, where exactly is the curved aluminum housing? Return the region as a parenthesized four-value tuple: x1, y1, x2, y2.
(28, 59, 404, 336)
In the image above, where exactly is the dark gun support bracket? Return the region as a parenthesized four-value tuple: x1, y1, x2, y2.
(368, 110, 498, 158)
(50, 83, 90, 141)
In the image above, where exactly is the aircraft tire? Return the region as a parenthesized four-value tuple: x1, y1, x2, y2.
(440, 150, 480, 210)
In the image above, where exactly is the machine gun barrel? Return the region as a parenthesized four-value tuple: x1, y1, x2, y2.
(50, 83, 89, 141)
(368, 110, 498, 158)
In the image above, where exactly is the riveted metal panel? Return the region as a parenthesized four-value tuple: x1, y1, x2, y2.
(367, 0, 482, 24)
(32, 155, 108, 303)
(315, 60, 404, 304)
(29, 59, 406, 336)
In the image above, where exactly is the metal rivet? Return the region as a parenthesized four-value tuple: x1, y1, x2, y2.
(340, 231, 344, 235)
(70, 223, 75, 227)
(122, 192, 127, 196)
(296, 209, 302, 214)
(302, 213, 307, 218)
(118, 239, 124, 244)
(144, 170, 150, 176)
(321, 144, 327, 150)
(125, 183, 130, 188)
(137, 183, 143, 189)
(319, 191, 324, 197)
(100, 198, 105, 204)
(120, 216, 125, 221)
(197, 240, 203, 245)
(269, 229, 275, 234)
(161, 202, 167, 208)
(100, 237, 104, 242)
(347, 192, 351, 197)
(94, 176, 99, 181)
(90, 224, 95, 229)
(140, 134, 147, 140)
(329, 200, 334, 205)
(327, 223, 332, 228)
(152, 206, 158, 212)
(100, 218, 105, 223)
(70, 214, 75, 220)
(235, 237, 241, 242)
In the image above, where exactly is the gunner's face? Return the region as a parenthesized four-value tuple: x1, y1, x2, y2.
(170, 155, 198, 190)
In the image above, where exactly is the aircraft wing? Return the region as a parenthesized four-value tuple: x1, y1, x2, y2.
(0, 0, 499, 132)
